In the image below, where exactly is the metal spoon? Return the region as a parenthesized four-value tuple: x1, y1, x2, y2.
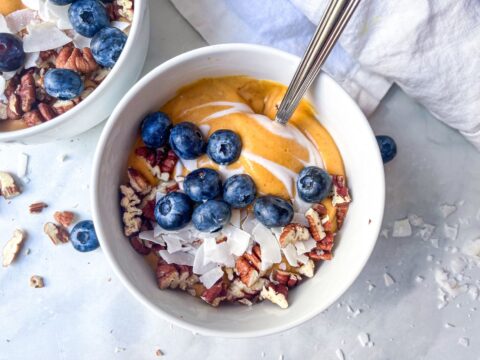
(275, 0, 361, 125)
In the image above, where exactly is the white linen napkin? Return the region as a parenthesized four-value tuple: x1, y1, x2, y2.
(171, 0, 480, 150)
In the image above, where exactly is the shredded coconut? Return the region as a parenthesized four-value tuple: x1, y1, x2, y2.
(392, 219, 412, 237)
(439, 204, 457, 218)
(383, 273, 395, 287)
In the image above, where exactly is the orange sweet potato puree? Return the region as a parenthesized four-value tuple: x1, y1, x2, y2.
(0, 0, 24, 16)
(127, 76, 344, 232)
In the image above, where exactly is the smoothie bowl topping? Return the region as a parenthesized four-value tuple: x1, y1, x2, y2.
(119, 76, 352, 309)
(0, 0, 134, 132)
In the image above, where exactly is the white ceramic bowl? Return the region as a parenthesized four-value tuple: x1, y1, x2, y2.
(0, 0, 150, 144)
(91, 44, 385, 338)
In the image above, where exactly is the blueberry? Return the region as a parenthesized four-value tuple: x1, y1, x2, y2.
(192, 200, 231, 233)
(0, 33, 25, 72)
(223, 174, 256, 208)
(253, 195, 294, 228)
(50, 0, 76, 5)
(296, 166, 332, 203)
(44, 69, 84, 100)
(154, 192, 193, 230)
(90, 27, 127, 68)
(376, 135, 397, 163)
(184, 168, 222, 203)
(169, 122, 206, 160)
(140, 112, 171, 148)
(206, 129, 242, 165)
(68, 0, 109, 38)
(70, 220, 100, 252)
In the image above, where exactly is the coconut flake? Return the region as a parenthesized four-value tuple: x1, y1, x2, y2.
(462, 239, 480, 264)
(138, 230, 156, 242)
(203, 237, 235, 267)
(72, 33, 91, 49)
(112, 20, 130, 31)
(392, 218, 412, 237)
(16, 153, 29, 177)
(24, 51, 39, 69)
(230, 209, 241, 228)
(282, 244, 299, 266)
(44, 1, 72, 30)
(199, 266, 224, 289)
(440, 204, 457, 218)
(357, 333, 370, 347)
(158, 250, 194, 266)
(443, 223, 459, 241)
(5, 9, 36, 33)
(335, 349, 345, 360)
(458, 337, 469, 347)
(192, 244, 216, 275)
(163, 234, 183, 254)
(225, 225, 250, 256)
(252, 223, 281, 271)
(296, 238, 316, 255)
(0, 76, 6, 101)
(383, 272, 395, 287)
(408, 214, 424, 227)
(241, 212, 258, 234)
(22, 0, 42, 11)
(23, 22, 71, 52)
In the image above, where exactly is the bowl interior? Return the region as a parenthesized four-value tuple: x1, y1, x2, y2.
(92, 44, 385, 337)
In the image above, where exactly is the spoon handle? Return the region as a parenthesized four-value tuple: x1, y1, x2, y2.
(275, 0, 361, 125)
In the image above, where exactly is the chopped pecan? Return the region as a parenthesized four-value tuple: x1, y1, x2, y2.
(18, 72, 36, 112)
(52, 100, 75, 115)
(227, 278, 266, 301)
(23, 110, 44, 127)
(0, 172, 21, 199)
(279, 223, 310, 248)
(305, 207, 326, 241)
(297, 259, 315, 278)
(156, 263, 180, 289)
(160, 150, 178, 173)
(119, 185, 142, 236)
(336, 203, 349, 230)
(127, 168, 151, 195)
(2, 229, 26, 267)
(30, 275, 44, 288)
(0, 103, 7, 120)
(235, 256, 259, 287)
(38, 103, 57, 121)
(260, 284, 288, 309)
(39, 49, 57, 62)
(129, 236, 151, 255)
(56, 47, 98, 74)
(43, 222, 70, 245)
(7, 93, 22, 120)
(332, 175, 351, 206)
(115, 0, 133, 21)
(80, 86, 95, 100)
(5, 76, 19, 97)
(29, 202, 48, 214)
(274, 270, 301, 287)
(316, 232, 334, 252)
(308, 249, 332, 261)
(201, 280, 227, 307)
(312, 203, 328, 216)
(90, 68, 110, 84)
(53, 211, 75, 227)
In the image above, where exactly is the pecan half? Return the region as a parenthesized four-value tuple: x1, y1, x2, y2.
(127, 168, 151, 195)
(2, 229, 26, 267)
(53, 211, 75, 227)
(0, 172, 21, 199)
(29, 202, 48, 214)
(119, 185, 142, 236)
(43, 222, 70, 245)
(18, 72, 36, 112)
(30, 275, 44, 288)
(7, 93, 22, 120)
(279, 223, 310, 248)
(56, 47, 98, 74)
(38, 103, 57, 121)
(305, 207, 326, 241)
(336, 203, 350, 230)
(39, 49, 57, 62)
(23, 110, 44, 127)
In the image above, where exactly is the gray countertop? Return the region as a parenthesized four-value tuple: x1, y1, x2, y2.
(1, 1, 479, 359)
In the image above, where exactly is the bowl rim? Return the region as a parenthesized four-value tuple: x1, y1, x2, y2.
(0, 0, 145, 142)
(91, 43, 385, 338)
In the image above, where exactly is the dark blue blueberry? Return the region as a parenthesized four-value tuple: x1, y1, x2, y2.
(44, 69, 84, 100)
(223, 174, 256, 208)
(192, 200, 231, 233)
(154, 192, 193, 230)
(169, 122, 206, 160)
(68, 0, 109, 38)
(0, 33, 25, 72)
(50, 0, 77, 5)
(206, 129, 242, 165)
(184, 168, 222, 203)
(376, 135, 397, 163)
(253, 195, 294, 228)
(90, 27, 127, 68)
(70, 220, 100, 252)
(140, 112, 172, 148)
(296, 166, 332, 203)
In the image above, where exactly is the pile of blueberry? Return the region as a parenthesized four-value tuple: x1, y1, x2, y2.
(0, 0, 128, 101)
(141, 112, 334, 232)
